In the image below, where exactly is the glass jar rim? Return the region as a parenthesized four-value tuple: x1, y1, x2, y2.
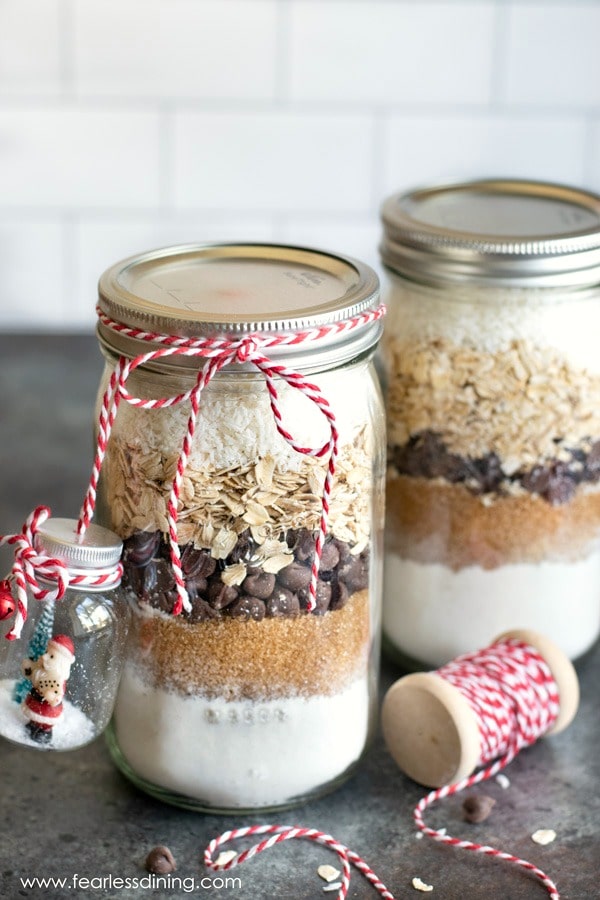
(97, 242, 382, 370)
(380, 177, 600, 288)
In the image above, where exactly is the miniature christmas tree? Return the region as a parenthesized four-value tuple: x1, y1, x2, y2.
(12, 600, 55, 703)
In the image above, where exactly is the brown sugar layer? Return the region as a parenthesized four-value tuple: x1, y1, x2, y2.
(386, 473, 600, 570)
(127, 588, 371, 701)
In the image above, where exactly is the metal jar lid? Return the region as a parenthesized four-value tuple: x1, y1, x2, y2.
(97, 243, 381, 370)
(35, 519, 123, 573)
(380, 178, 600, 287)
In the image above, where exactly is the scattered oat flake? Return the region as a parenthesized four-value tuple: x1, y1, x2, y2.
(496, 773, 511, 789)
(414, 831, 424, 840)
(532, 829, 557, 846)
(318, 864, 341, 883)
(215, 850, 237, 867)
(412, 876, 433, 892)
(323, 883, 342, 893)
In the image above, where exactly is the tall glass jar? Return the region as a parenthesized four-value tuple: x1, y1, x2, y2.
(380, 178, 600, 668)
(93, 243, 385, 812)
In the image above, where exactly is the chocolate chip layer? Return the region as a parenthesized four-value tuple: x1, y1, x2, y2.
(392, 430, 600, 505)
(123, 528, 369, 618)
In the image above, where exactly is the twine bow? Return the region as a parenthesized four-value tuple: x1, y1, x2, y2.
(78, 304, 385, 615)
(0, 507, 69, 640)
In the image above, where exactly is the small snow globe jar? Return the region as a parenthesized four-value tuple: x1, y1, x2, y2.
(379, 178, 600, 669)
(93, 242, 386, 812)
(0, 519, 128, 751)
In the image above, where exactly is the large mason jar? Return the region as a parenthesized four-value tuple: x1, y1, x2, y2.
(92, 243, 385, 812)
(380, 178, 600, 668)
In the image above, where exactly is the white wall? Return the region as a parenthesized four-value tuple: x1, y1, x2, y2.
(1, 0, 599, 330)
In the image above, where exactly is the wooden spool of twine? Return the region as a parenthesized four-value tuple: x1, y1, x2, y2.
(381, 629, 579, 788)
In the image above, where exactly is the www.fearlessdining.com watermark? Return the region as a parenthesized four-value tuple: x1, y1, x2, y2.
(18, 872, 243, 893)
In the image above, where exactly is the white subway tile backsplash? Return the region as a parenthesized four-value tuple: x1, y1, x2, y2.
(71, 216, 277, 328)
(586, 120, 600, 193)
(0, 106, 161, 208)
(0, 0, 599, 333)
(73, 0, 278, 100)
(0, 221, 65, 328)
(289, 1, 496, 105)
(504, 4, 600, 108)
(0, 0, 61, 96)
(382, 113, 587, 194)
(172, 111, 374, 212)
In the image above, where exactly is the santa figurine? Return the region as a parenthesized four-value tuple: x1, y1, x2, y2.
(21, 634, 75, 744)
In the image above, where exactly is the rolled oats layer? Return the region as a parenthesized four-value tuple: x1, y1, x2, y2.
(385, 333, 600, 569)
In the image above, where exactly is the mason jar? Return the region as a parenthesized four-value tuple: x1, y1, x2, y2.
(0, 517, 128, 751)
(93, 243, 385, 812)
(380, 178, 600, 668)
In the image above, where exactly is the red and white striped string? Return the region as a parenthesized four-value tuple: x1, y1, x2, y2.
(203, 638, 563, 899)
(77, 303, 385, 615)
(413, 637, 561, 899)
(0, 506, 123, 640)
(204, 824, 395, 900)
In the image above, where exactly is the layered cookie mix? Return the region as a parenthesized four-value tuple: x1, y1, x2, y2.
(101, 370, 382, 808)
(384, 308, 600, 666)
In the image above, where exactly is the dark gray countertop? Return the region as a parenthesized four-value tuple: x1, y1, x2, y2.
(0, 335, 598, 900)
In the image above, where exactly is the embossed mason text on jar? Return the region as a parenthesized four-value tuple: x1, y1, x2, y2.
(93, 243, 385, 811)
(380, 179, 600, 668)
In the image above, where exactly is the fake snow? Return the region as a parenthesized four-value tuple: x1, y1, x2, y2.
(0, 679, 95, 751)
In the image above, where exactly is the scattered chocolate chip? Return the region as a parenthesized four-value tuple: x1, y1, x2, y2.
(153, 558, 177, 593)
(462, 794, 496, 823)
(228, 596, 266, 621)
(184, 574, 208, 600)
(338, 557, 368, 592)
(298, 580, 331, 614)
(153, 590, 178, 614)
(123, 531, 160, 567)
(585, 440, 600, 478)
(227, 529, 252, 564)
(329, 580, 349, 610)
(207, 582, 239, 610)
(333, 538, 351, 565)
(267, 587, 300, 617)
(521, 461, 577, 505)
(277, 562, 311, 592)
(181, 545, 216, 578)
(319, 539, 340, 571)
(242, 571, 276, 599)
(187, 598, 219, 623)
(294, 529, 316, 562)
(145, 845, 176, 875)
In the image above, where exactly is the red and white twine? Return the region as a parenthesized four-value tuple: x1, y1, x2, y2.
(413, 637, 562, 899)
(203, 638, 564, 899)
(204, 824, 395, 900)
(76, 303, 385, 615)
(0, 506, 123, 640)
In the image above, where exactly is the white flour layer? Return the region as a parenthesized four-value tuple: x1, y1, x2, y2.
(384, 553, 600, 667)
(112, 670, 370, 808)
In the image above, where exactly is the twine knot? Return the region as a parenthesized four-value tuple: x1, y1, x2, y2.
(0, 506, 70, 640)
(235, 337, 258, 363)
